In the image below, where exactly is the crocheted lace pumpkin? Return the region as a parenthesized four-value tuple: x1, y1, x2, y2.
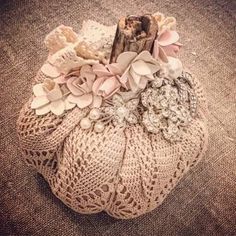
(17, 15, 208, 219)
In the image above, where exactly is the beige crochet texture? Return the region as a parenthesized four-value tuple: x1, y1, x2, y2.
(17, 66, 208, 219)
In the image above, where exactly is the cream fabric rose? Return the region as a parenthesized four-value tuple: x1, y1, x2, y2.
(118, 51, 160, 92)
(31, 78, 75, 115)
(67, 65, 102, 108)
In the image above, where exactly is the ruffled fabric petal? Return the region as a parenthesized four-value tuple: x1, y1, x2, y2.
(31, 96, 50, 109)
(54, 76, 68, 84)
(145, 73, 155, 80)
(152, 40, 160, 60)
(50, 100, 65, 115)
(131, 60, 151, 75)
(67, 77, 83, 96)
(46, 85, 63, 101)
(119, 70, 130, 86)
(106, 63, 122, 75)
(129, 67, 141, 85)
(128, 75, 139, 92)
(97, 77, 120, 98)
(93, 64, 112, 77)
(162, 56, 183, 79)
(138, 77, 148, 89)
(162, 44, 181, 57)
(35, 104, 51, 115)
(79, 82, 91, 94)
(116, 51, 137, 71)
(91, 95, 103, 108)
(159, 47, 169, 63)
(41, 63, 61, 78)
(134, 50, 153, 63)
(64, 97, 76, 110)
(92, 77, 106, 95)
(158, 30, 179, 46)
(33, 84, 46, 96)
(67, 93, 93, 108)
(80, 65, 96, 81)
(145, 62, 160, 74)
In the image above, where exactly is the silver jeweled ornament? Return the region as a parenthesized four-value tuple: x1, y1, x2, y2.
(141, 72, 197, 142)
(101, 94, 139, 126)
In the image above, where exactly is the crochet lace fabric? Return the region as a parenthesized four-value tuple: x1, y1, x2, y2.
(17, 72, 208, 219)
(17, 20, 208, 219)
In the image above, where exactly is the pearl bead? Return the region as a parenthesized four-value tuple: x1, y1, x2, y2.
(80, 117, 92, 130)
(117, 107, 129, 118)
(89, 108, 100, 120)
(94, 122, 105, 133)
(162, 57, 183, 79)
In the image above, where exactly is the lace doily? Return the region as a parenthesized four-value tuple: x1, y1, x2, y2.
(77, 20, 116, 59)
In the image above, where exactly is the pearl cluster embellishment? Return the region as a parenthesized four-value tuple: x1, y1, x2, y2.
(80, 108, 105, 133)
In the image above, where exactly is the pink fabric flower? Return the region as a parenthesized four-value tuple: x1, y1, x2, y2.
(92, 63, 121, 99)
(152, 30, 182, 63)
(67, 65, 102, 108)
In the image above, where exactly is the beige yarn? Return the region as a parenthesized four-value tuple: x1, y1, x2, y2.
(17, 65, 208, 219)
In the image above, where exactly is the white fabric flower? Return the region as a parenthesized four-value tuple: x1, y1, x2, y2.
(117, 51, 160, 92)
(31, 79, 75, 115)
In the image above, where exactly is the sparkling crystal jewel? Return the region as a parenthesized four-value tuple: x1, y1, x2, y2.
(140, 71, 197, 141)
(117, 106, 129, 119)
(102, 94, 139, 126)
(152, 76, 163, 88)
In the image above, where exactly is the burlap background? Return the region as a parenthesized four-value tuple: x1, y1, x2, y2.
(0, 0, 235, 235)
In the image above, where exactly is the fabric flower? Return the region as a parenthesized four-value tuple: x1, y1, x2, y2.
(117, 51, 160, 92)
(92, 63, 122, 99)
(152, 30, 182, 63)
(67, 65, 102, 108)
(31, 78, 75, 116)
